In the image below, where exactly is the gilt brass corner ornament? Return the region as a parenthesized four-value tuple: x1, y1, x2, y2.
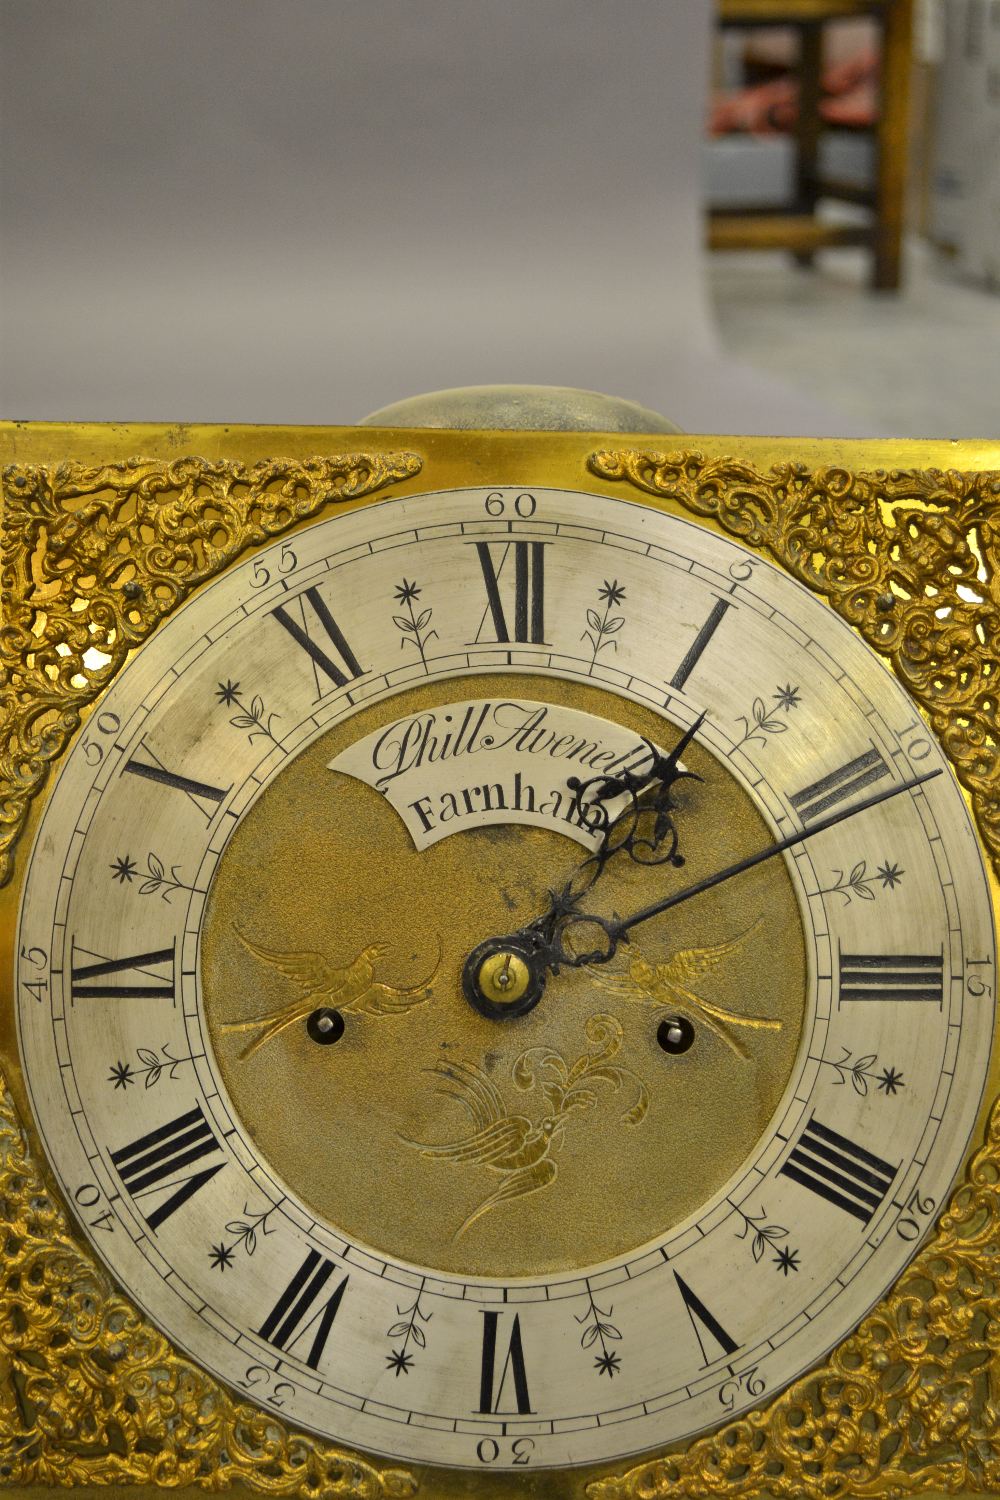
(597, 1091, 1000, 1499)
(589, 449, 1000, 881)
(0, 430, 998, 1498)
(0, 452, 422, 888)
(0, 1074, 416, 1497)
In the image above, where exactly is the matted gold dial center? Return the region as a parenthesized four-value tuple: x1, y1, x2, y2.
(201, 674, 807, 1278)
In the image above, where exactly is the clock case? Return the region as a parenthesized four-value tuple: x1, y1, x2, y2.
(1, 421, 998, 1500)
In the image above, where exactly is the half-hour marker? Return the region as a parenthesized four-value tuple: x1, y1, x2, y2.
(790, 746, 891, 824)
(71, 941, 175, 1003)
(673, 1271, 738, 1364)
(124, 746, 229, 822)
(110, 1103, 224, 1230)
(839, 949, 944, 1006)
(478, 1311, 533, 1414)
(779, 1115, 897, 1223)
(257, 1249, 349, 1370)
(472, 541, 547, 644)
(270, 586, 366, 691)
(669, 598, 732, 690)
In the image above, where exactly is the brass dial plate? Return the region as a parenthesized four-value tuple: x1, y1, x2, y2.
(11, 481, 997, 1474)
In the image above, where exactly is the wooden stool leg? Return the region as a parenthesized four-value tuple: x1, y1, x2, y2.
(873, 0, 914, 290)
(794, 20, 824, 267)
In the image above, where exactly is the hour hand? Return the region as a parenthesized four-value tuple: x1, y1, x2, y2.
(569, 711, 704, 871)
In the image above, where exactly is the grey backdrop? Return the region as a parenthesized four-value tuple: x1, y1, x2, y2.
(1, 1, 861, 435)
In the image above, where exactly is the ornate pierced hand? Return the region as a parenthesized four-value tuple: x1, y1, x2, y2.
(464, 766, 942, 1019)
(566, 712, 706, 876)
(461, 716, 704, 1020)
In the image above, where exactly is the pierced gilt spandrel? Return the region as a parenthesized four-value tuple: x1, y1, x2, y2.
(588, 449, 1000, 883)
(0, 451, 423, 888)
(0, 441, 998, 1499)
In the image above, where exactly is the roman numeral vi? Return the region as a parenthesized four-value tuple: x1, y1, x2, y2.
(479, 1311, 533, 1413)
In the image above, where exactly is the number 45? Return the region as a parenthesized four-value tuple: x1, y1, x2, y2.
(20, 944, 48, 1005)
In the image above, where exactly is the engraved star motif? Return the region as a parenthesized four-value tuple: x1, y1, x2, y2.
(394, 580, 421, 605)
(773, 683, 801, 711)
(107, 1060, 134, 1090)
(594, 1350, 621, 1377)
(110, 854, 137, 884)
(773, 1245, 800, 1275)
(216, 679, 241, 706)
(876, 861, 905, 890)
(598, 579, 626, 606)
(386, 1348, 413, 1376)
(877, 1066, 905, 1095)
(208, 1243, 235, 1272)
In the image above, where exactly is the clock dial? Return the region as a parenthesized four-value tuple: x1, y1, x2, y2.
(15, 486, 996, 1472)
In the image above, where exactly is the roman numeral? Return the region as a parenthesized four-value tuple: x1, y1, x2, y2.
(271, 586, 366, 691)
(780, 1115, 897, 1223)
(472, 541, 547, 644)
(110, 1104, 224, 1231)
(670, 598, 732, 690)
(673, 1271, 738, 1365)
(839, 948, 944, 1006)
(124, 745, 229, 822)
(70, 941, 175, 1003)
(478, 1311, 533, 1414)
(790, 746, 891, 824)
(257, 1250, 349, 1370)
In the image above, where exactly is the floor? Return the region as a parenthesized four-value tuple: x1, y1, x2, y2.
(709, 237, 1000, 440)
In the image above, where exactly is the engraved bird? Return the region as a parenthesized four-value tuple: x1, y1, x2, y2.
(585, 925, 780, 1059)
(401, 1057, 565, 1239)
(403, 1014, 647, 1238)
(221, 932, 442, 1059)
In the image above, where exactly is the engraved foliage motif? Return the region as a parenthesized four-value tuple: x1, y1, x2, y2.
(590, 1102, 1000, 1499)
(0, 449, 998, 1496)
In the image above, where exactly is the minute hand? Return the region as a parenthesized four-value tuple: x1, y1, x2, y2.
(605, 766, 942, 951)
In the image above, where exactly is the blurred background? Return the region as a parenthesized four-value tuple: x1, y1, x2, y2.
(706, 0, 1000, 436)
(1, 0, 997, 438)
